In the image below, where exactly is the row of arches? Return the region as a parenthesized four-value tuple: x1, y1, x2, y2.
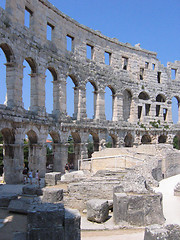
(0, 44, 180, 123)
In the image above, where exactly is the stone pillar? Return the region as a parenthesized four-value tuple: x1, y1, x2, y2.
(93, 90, 98, 119)
(77, 86, 87, 120)
(74, 143, 81, 170)
(80, 143, 88, 160)
(129, 97, 138, 123)
(95, 89, 106, 120)
(59, 143, 69, 173)
(37, 72, 46, 114)
(58, 78, 67, 116)
(5, 62, 23, 108)
(166, 100, 173, 124)
(112, 93, 122, 121)
(29, 73, 39, 112)
(52, 143, 61, 172)
(73, 87, 79, 119)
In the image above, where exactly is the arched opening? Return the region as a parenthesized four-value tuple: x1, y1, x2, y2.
(172, 96, 180, 124)
(67, 132, 81, 170)
(46, 134, 53, 172)
(1, 128, 15, 182)
(123, 89, 132, 121)
(25, 130, 38, 173)
(66, 76, 78, 118)
(124, 133, 134, 147)
(88, 132, 99, 158)
(109, 134, 117, 148)
(158, 135, 167, 143)
(0, 47, 7, 105)
(138, 92, 149, 100)
(141, 134, 151, 144)
(106, 134, 113, 148)
(105, 86, 115, 120)
(22, 58, 37, 110)
(156, 94, 166, 102)
(86, 81, 97, 119)
(45, 67, 57, 114)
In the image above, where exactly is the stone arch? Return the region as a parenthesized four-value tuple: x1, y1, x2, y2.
(141, 134, 151, 144)
(68, 131, 81, 170)
(26, 129, 38, 144)
(124, 133, 134, 147)
(172, 96, 180, 124)
(138, 91, 150, 100)
(25, 57, 37, 74)
(0, 43, 14, 63)
(123, 89, 132, 121)
(109, 133, 118, 148)
(86, 80, 98, 119)
(156, 94, 166, 102)
(158, 135, 167, 143)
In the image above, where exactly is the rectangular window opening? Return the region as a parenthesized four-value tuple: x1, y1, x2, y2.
(86, 44, 93, 60)
(152, 63, 155, 70)
(140, 68, 144, 80)
(0, 0, 6, 9)
(138, 106, 142, 119)
(47, 22, 54, 41)
(156, 105, 160, 117)
(157, 72, 161, 83)
(25, 7, 32, 28)
(122, 57, 128, 70)
(145, 62, 149, 69)
(171, 68, 177, 80)
(163, 108, 167, 121)
(104, 51, 111, 65)
(145, 104, 150, 116)
(66, 35, 74, 52)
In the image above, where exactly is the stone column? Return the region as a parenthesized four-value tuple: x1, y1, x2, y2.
(77, 86, 87, 120)
(29, 73, 39, 112)
(129, 97, 138, 123)
(5, 62, 23, 108)
(58, 78, 67, 116)
(37, 72, 46, 114)
(73, 87, 79, 119)
(113, 93, 123, 121)
(52, 143, 62, 172)
(52, 80, 60, 115)
(95, 89, 106, 120)
(93, 90, 98, 119)
(59, 143, 69, 173)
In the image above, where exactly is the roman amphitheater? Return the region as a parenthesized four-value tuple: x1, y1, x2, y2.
(0, 1, 180, 239)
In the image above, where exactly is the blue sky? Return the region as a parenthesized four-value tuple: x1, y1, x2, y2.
(0, 0, 180, 122)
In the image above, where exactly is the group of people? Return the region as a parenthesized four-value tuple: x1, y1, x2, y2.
(64, 162, 74, 173)
(22, 167, 40, 187)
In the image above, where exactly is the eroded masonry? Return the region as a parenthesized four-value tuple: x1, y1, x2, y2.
(0, 0, 180, 183)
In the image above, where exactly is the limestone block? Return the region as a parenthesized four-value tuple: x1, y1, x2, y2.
(64, 208, 81, 240)
(22, 185, 42, 196)
(174, 182, 180, 196)
(86, 199, 109, 223)
(113, 192, 165, 226)
(0, 193, 18, 207)
(45, 172, 61, 186)
(8, 197, 41, 214)
(42, 187, 63, 203)
(144, 225, 169, 240)
(27, 203, 64, 229)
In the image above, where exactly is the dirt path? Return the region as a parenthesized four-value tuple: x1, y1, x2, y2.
(81, 229, 145, 240)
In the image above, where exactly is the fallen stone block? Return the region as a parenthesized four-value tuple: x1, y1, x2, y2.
(42, 187, 63, 203)
(0, 193, 18, 207)
(8, 196, 41, 214)
(166, 224, 180, 240)
(45, 172, 61, 186)
(174, 182, 180, 196)
(64, 208, 81, 240)
(22, 185, 42, 196)
(113, 191, 165, 226)
(86, 199, 109, 223)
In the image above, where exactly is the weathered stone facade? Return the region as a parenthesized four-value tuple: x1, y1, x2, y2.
(0, 0, 180, 183)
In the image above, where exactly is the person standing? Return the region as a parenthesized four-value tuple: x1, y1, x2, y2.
(28, 170, 33, 184)
(22, 167, 28, 184)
